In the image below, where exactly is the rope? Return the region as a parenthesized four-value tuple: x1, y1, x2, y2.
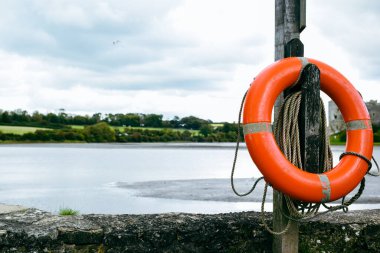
(273, 93, 379, 222)
(261, 183, 291, 235)
(340, 152, 372, 171)
(314, 152, 380, 218)
(229, 89, 295, 234)
(370, 156, 380, 176)
(272, 91, 333, 221)
(230, 88, 332, 234)
(230, 89, 264, 196)
(230, 83, 379, 234)
(339, 152, 380, 176)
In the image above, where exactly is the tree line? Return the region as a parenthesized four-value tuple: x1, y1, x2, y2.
(0, 122, 242, 143)
(1, 108, 378, 143)
(0, 109, 212, 130)
(0, 109, 244, 143)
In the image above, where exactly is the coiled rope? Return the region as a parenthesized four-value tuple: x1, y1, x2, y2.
(231, 87, 379, 235)
(259, 91, 333, 234)
(273, 91, 332, 220)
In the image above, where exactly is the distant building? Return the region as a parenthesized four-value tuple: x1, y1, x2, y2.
(366, 100, 380, 125)
(328, 101, 344, 134)
(328, 100, 380, 134)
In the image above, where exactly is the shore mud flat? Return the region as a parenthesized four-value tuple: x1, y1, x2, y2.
(117, 176, 380, 204)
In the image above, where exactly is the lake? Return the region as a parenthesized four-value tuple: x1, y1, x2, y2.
(0, 143, 379, 214)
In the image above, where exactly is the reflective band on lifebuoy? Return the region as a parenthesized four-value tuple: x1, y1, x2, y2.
(243, 122, 273, 135)
(243, 57, 373, 203)
(346, 120, 372, 131)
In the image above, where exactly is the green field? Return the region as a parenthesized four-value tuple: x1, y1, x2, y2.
(0, 125, 51, 135)
(124, 126, 199, 134)
(70, 125, 199, 134)
(70, 125, 85, 130)
(210, 123, 224, 128)
(330, 141, 380, 146)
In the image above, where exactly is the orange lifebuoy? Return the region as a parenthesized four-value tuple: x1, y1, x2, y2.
(243, 57, 373, 203)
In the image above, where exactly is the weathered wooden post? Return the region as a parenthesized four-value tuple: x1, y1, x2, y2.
(273, 0, 320, 252)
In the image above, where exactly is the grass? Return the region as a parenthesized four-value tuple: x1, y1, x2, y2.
(70, 125, 199, 134)
(0, 125, 51, 135)
(124, 126, 199, 134)
(69, 125, 84, 130)
(210, 123, 224, 128)
(330, 140, 380, 146)
(59, 208, 79, 216)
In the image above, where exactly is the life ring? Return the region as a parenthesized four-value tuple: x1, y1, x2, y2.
(243, 57, 373, 203)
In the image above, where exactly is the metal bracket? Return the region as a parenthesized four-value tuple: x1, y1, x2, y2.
(285, 38, 304, 58)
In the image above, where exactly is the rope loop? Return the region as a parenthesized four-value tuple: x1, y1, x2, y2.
(371, 156, 380, 176)
(230, 89, 265, 197)
(339, 152, 380, 177)
(230, 80, 378, 233)
(339, 151, 372, 171)
(261, 183, 291, 235)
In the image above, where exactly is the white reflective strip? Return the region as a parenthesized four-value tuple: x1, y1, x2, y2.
(243, 123, 272, 135)
(318, 175, 331, 203)
(346, 120, 372, 130)
(298, 57, 309, 68)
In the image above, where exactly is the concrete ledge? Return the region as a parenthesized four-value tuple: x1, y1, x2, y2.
(0, 206, 379, 252)
(0, 204, 27, 214)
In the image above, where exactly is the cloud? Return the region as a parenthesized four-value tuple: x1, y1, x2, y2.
(0, 0, 271, 92)
(0, 1, 183, 67)
(306, 0, 380, 80)
(0, 0, 378, 122)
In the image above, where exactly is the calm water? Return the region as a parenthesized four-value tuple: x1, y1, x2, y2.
(0, 143, 379, 214)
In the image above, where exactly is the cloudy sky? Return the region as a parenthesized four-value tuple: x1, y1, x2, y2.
(0, 0, 379, 122)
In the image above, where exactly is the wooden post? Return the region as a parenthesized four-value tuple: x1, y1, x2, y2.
(274, 0, 304, 117)
(299, 64, 321, 173)
(273, 1, 310, 253)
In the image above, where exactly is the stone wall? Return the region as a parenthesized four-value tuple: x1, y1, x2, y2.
(328, 100, 345, 134)
(328, 100, 380, 134)
(367, 100, 380, 126)
(0, 206, 380, 253)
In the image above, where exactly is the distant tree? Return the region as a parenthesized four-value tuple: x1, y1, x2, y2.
(180, 116, 208, 130)
(169, 116, 180, 128)
(107, 113, 121, 126)
(181, 130, 192, 141)
(129, 132, 142, 142)
(60, 129, 85, 141)
(375, 132, 380, 142)
(1, 111, 11, 123)
(58, 112, 68, 124)
(32, 111, 43, 123)
(221, 123, 237, 133)
(83, 122, 115, 142)
(72, 115, 90, 125)
(45, 113, 60, 124)
(11, 109, 30, 122)
(143, 114, 163, 127)
(124, 113, 141, 127)
(34, 130, 52, 141)
(199, 124, 213, 137)
(373, 123, 380, 133)
(90, 113, 102, 124)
